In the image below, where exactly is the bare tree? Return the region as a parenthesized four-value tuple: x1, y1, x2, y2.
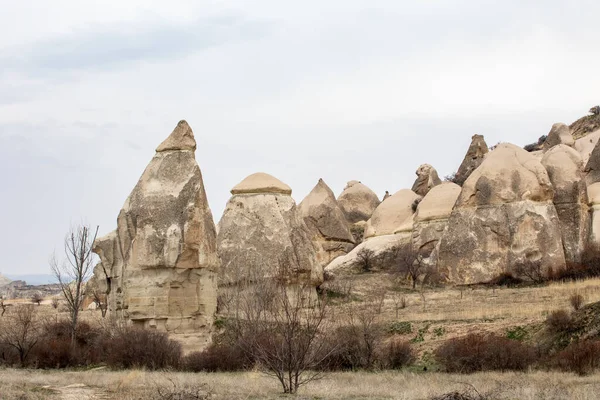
(50, 224, 98, 344)
(51, 298, 59, 309)
(0, 305, 42, 366)
(231, 265, 333, 394)
(30, 292, 43, 306)
(0, 298, 6, 317)
(90, 288, 108, 318)
(356, 248, 376, 273)
(514, 260, 545, 283)
(395, 245, 427, 289)
(392, 293, 407, 319)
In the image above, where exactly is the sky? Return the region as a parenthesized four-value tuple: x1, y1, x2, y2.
(2, 0, 600, 276)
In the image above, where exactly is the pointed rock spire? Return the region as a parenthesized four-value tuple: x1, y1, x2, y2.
(156, 120, 197, 152)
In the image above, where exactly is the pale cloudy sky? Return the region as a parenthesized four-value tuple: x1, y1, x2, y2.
(2, 0, 600, 276)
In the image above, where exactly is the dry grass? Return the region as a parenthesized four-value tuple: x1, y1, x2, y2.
(1, 368, 600, 399)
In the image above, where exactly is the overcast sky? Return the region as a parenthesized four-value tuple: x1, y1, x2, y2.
(2, 0, 600, 276)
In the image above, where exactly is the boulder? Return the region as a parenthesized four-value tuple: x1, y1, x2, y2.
(541, 145, 588, 263)
(299, 179, 355, 266)
(543, 123, 574, 151)
(437, 143, 565, 284)
(411, 164, 442, 196)
(217, 173, 322, 289)
(364, 189, 420, 239)
(574, 129, 600, 165)
(337, 181, 380, 224)
(454, 134, 488, 186)
(92, 120, 220, 351)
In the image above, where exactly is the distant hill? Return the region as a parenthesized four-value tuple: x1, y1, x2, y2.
(0, 273, 11, 287)
(4, 274, 57, 286)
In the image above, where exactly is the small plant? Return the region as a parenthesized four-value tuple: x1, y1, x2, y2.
(546, 309, 574, 333)
(356, 248, 376, 273)
(550, 339, 600, 375)
(30, 293, 43, 306)
(50, 298, 59, 309)
(505, 326, 528, 341)
(433, 327, 446, 337)
(411, 325, 429, 343)
(570, 293, 584, 311)
(379, 337, 415, 369)
(389, 321, 412, 335)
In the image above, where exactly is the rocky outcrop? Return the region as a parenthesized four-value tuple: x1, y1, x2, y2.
(588, 183, 600, 246)
(412, 183, 461, 262)
(364, 189, 420, 239)
(217, 173, 322, 288)
(337, 181, 380, 224)
(541, 145, 588, 263)
(570, 112, 600, 140)
(543, 123, 574, 151)
(299, 179, 355, 266)
(92, 120, 220, 351)
(454, 134, 488, 186)
(411, 164, 442, 196)
(437, 143, 566, 284)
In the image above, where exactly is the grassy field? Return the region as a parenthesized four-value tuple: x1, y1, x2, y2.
(1, 368, 600, 399)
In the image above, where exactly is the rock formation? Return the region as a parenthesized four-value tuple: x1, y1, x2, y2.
(92, 120, 220, 351)
(411, 164, 442, 196)
(541, 145, 588, 263)
(412, 182, 461, 262)
(364, 189, 420, 239)
(543, 123, 575, 151)
(299, 179, 355, 266)
(453, 134, 488, 186)
(437, 143, 566, 284)
(337, 181, 380, 224)
(217, 173, 322, 289)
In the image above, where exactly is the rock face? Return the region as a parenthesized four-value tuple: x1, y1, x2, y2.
(92, 120, 220, 350)
(364, 189, 420, 239)
(543, 123, 575, 151)
(299, 179, 355, 266)
(217, 173, 322, 288)
(588, 183, 600, 246)
(337, 181, 380, 224)
(541, 145, 588, 262)
(411, 164, 442, 196)
(437, 143, 566, 284)
(412, 183, 461, 261)
(454, 134, 488, 186)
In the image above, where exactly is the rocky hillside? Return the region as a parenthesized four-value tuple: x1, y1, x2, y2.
(0, 273, 11, 287)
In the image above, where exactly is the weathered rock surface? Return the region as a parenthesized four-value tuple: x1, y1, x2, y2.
(412, 183, 461, 261)
(337, 181, 380, 224)
(543, 123, 574, 151)
(574, 129, 600, 165)
(231, 172, 292, 195)
(437, 143, 565, 284)
(411, 164, 442, 196)
(92, 120, 219, 351)
(588, 183, 600, 246)
(217, 173, 322, 288)
(541, 145, 588, 263)
(299, 179, 355, 266)
(364, 189, 420, 239)
(454, 134, 488, 186)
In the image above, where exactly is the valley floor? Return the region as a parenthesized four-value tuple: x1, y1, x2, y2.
(1, 368, 600, 400)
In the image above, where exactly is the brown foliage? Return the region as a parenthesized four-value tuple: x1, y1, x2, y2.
(570, 293, 585, 311)
(378, 336, 415, 369)
(546, 309, 574, 333)
(435, 333, 537, 373)
(549, 340, 600, 375)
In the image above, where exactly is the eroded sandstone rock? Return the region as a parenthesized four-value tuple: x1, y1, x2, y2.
(299, 179, 355, 266)
(454, 134, 488, 186)
(543, 123, 575, 151)
(92, 120, 219, 351)
(337, 181, 380, 224)
(437, 143, 565, 284)
(364, 189, 420, 239)
(411, 164, 442, 196)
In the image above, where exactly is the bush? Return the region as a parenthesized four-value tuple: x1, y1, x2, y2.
(487, 272, 523, 287)
(103, 326, 181, 370)
(319, 323, 383, 371)
(435, 333, 537, 373)
(389, 321, 412, 335)
(379, 337, 415, 369)
(356, 248, 376, 273)
(570, 293, 585, 311)
(550, 340, 600, 375)
(546, 309, 573, 333)
(182, 339, 250, 372)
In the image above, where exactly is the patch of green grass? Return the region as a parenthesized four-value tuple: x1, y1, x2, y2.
(433, 326, 445, 337)
(411, 325, 430, 343)
(506, 326, 528, 341)
(389, 321, 412, 335)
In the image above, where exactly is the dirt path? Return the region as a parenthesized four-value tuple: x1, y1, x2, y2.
(45, 383, 110, 400)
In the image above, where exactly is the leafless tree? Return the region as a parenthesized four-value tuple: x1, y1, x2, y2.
(51, 298, 59, 309)
(230, 264, 333, 394)
(343, 302, 383, 370)
(50, 223, 98, 344)
(356, 247, 376, 272)
(514, 259, 545, 283)
(30, 292, 43, 306)
(0, 305, 42, 366)
(392, 293, 407, 318)
(395, 245, 428, 289)
(90, 288, 108, 318)
(0, 298, 6, 317)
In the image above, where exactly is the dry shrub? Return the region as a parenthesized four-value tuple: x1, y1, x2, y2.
(569, 293, 584, 311)
(549, 340, 600, 375)
(487, 272, 523, 287)
(319, 324, 380, 371)
(103, 326, 181, 370)
(378, 336, 415, 369)
(431, 385, 488, 400)
(435, 333, 537, 373)
(182, 337, 250, 372)
(546, 309, 573, 333)
(552, 245, 600, 282)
